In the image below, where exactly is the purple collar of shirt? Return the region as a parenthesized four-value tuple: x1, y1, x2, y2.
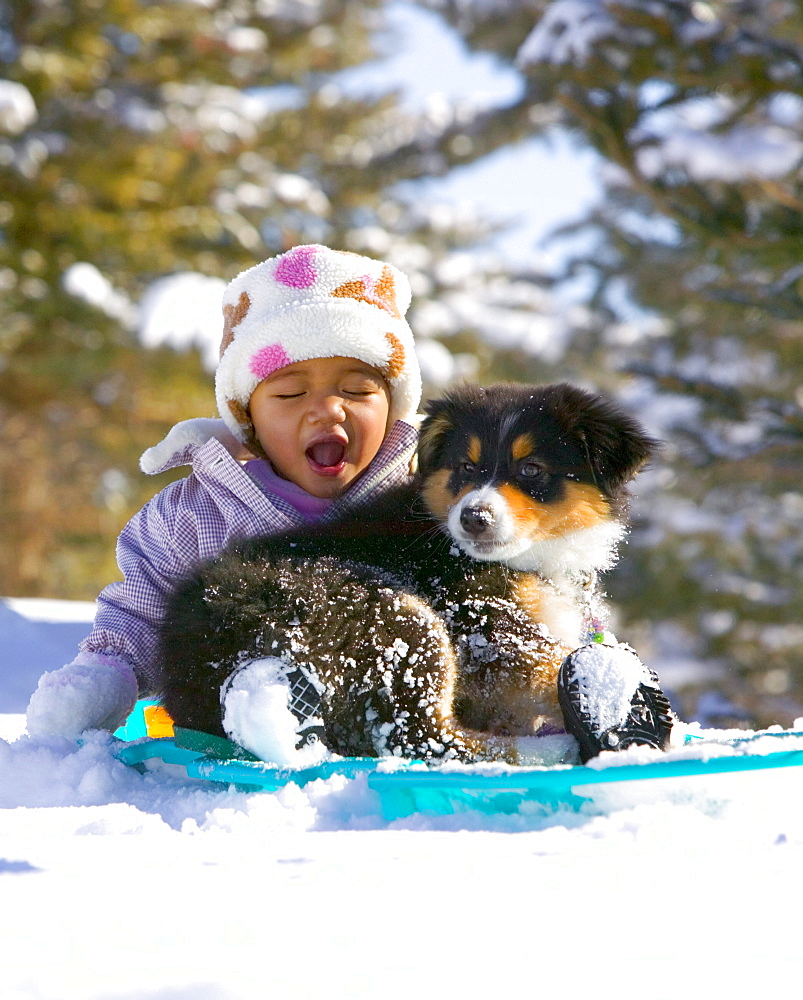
(244, 459, 332, 521)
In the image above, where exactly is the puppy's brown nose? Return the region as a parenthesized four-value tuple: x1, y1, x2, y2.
(460, 505, 495, 537)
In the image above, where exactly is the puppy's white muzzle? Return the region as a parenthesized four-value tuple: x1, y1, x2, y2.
(447, 487, 530, 562)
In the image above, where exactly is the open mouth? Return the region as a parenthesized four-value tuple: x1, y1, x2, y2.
(305, 440, 347, 476)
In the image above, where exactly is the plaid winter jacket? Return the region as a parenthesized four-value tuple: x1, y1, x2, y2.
(80, 421, 418, 693)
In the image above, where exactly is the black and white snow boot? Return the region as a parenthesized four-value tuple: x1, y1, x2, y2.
(558, 643, 674, 763)
(220, 656, 328, 764)
(285, 663, 327, 750)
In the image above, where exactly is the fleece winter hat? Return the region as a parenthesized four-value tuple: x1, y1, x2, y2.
(215, 244, 422, 447)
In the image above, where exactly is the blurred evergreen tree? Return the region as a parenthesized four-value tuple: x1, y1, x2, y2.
(0, 0, 501, 597)
(418, 0, 803, 725)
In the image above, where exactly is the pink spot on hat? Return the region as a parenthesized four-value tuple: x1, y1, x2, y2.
(249, 343, 293, 380)
(275, 245, 318, 288)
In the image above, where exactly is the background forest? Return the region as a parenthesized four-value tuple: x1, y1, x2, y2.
(1, 0, 801, 728)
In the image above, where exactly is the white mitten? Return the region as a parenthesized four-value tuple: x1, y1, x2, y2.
(26, 652, 138, 740)
(139, 417, 255, 475)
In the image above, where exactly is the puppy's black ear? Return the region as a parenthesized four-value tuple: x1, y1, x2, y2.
(552, 384, 659, 491)
(418, 398, 455, 475)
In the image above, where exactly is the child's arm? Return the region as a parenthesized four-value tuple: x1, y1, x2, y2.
(26, 477, 210, 739)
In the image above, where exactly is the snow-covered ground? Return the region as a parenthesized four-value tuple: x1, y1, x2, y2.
(2, 598, 803, 999)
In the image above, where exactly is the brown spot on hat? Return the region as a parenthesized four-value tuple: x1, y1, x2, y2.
(330, 266, 401, 319)
(227, 398, 251, 428)
(383, 332, 406, 378)
(220, 291, 251, 358)
(227, 398, 265, 459)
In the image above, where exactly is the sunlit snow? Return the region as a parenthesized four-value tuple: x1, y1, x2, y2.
(2, 598, 803, 997)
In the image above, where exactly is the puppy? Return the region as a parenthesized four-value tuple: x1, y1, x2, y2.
(159, 383, 657, 764)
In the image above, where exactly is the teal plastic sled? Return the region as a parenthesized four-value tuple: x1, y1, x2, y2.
(113, 701, 803, 819)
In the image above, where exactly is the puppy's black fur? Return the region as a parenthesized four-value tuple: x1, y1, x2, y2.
(159, 383, 657, 763)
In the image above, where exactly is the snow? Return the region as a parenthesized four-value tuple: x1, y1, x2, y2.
(62, 262, 136, 326)
(138, 272, 227, 371)
(517, 0, 619, 67)
(633, 92, 803, 183)
(414, 336, 478, 385)
(161, 83, 269, 142)
(564, 642, 653, 734)
(636, 122, 803, 183)
(3, 597, 803, 996)
(0, 79, 37, 135)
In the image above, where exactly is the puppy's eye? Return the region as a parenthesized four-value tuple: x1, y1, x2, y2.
(519, 461, 543, 477)
(459, 461, 475, 474)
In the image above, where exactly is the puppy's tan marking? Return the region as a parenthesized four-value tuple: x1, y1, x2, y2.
(496, 483, 538, 533)
(460, 675, 564, 735)
(455, 592, 566, 735)
(421, 469, 452, 522)
(422, 472, 471, 522)
(511, 573, 548, 626)
(467, 435, 482, 465)
(511, 574, 582, 649)
(511, 433, 536, 462)
(418, 413, 454, 472)
(498, 481, 610, 540)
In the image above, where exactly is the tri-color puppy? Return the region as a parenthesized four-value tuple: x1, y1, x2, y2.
(159, 382, 657, 764)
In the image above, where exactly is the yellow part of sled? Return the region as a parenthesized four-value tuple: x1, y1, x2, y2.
(142, 703, 174, 738)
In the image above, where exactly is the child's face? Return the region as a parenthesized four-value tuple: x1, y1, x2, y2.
(249, 356, 391, 498)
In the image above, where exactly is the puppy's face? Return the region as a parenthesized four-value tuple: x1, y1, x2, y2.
(418, 383, 658, 570)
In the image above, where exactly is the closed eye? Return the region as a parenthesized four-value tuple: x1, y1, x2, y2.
(343, 378, 387, 397)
